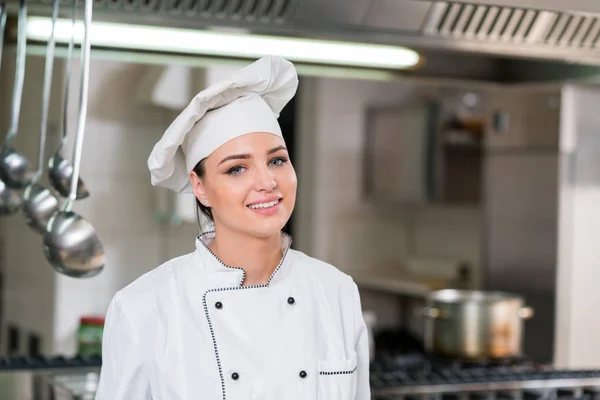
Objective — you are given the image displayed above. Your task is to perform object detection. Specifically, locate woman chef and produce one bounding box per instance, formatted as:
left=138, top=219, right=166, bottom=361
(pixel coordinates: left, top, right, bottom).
left=94, top=55, right=371, bottom=400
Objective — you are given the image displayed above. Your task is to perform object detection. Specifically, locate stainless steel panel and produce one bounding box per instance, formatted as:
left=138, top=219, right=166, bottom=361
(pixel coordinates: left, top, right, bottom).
left=483, top=152, right=560, bottom=363
left=364, top=0, right=432, bottom=32
left=291, top=0, right=373, bottom=26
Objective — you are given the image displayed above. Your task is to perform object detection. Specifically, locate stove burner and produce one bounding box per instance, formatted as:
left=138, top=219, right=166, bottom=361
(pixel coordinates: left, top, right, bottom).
left=370, top=352, right=600, bottom=400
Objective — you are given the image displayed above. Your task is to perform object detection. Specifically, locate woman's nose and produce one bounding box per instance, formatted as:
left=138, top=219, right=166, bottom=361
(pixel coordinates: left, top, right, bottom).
left=254, top=166, right=277, bottom=191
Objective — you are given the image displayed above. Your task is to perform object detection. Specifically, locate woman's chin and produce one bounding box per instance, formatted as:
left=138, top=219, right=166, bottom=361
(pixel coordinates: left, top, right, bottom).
left=248, top=222, right=288, bottom=238
left=242, top=215, right=289, bottom=238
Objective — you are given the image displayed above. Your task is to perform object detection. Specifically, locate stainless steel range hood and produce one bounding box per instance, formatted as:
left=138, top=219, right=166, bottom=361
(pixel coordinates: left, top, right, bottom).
left=14, top=0, right=600, bottom=66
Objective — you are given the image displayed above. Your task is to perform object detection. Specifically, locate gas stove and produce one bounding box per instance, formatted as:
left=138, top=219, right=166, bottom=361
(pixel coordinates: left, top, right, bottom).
left=0, top=354, right=102, bottom=370
left=370, top=352, right=600, bottom=400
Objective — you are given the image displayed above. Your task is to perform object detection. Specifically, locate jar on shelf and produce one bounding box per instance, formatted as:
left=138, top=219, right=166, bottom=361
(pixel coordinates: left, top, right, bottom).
left=77, top=316, right=105, bottom=356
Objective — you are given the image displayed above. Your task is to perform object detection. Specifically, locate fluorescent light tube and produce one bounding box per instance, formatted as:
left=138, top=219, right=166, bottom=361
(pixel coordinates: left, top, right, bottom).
left=25, top=17, right=421, bottom=70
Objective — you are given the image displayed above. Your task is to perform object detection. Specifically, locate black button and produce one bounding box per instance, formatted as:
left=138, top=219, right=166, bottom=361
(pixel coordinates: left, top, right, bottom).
left=287, top=297, right=295, bottom=305
left=231, top=372, right=239, bottom=380
left=215, top=302, right=223, bottom=309
left=299, top=370, right=307, bottom=378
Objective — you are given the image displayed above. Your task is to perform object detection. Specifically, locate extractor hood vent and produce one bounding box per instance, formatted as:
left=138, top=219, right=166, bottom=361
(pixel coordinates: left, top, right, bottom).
left=423, top=1, right=600, bottom=49
left=167, top=0, right=292, bottom=22
left=543, top=14, right=600, bottom=48
left=20, top=0, right=600, bottom=67
left=423, top=2, right=550, bottom=43
left=37, top=0, right=293, bottom=23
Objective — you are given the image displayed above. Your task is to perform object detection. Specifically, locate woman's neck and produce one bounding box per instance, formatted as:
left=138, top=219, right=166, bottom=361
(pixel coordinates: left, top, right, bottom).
left=208, top=228, right=283, bottom=286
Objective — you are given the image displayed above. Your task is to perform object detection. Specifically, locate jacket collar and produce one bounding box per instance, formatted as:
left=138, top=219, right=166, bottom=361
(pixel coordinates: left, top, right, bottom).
left=195, top=231, right=293, bottom=287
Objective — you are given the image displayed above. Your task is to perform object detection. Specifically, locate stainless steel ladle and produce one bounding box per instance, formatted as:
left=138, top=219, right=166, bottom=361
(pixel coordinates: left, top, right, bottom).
left=0, top=0, right=7, bottom=71
left=47, top=0, right=89, bottom=200
left=44, top=0, right=104, bottom=278
left=0, top=0, right=21, bottom=216
left=22, top=0, right=60, bottom=233
left=0, top=0, right=35, bottom=189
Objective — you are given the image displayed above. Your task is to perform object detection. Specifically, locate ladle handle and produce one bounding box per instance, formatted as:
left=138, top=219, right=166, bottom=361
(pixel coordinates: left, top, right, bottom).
left=65, top=0, right=92, bottom=211
left=36, top=0, right=60, bottom=180
left=0, top=1, right=8, bottom=74
left=58, top=0, right=77, bottom=152
left=5, top=0, right=27, bottom=146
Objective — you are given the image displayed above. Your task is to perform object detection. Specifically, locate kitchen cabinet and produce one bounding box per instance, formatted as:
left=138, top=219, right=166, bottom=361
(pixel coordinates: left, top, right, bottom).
left=364, top=90, right=487, bottom=206
left=484, top=85, right=561, bottom=150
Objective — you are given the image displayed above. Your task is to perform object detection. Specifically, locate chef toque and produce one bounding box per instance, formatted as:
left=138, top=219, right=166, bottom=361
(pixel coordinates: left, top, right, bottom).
left=147, top=55, right=299, bottom=193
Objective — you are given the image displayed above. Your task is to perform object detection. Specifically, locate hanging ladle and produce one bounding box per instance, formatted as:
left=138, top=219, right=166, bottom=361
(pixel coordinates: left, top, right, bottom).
left=0, top=0, right=35, bottom=189
left=0, top=1, right=21, bottom=216
left=44, top=0, right=104, bottom=278
left=48, top=0, right=89, bottom=200
left=0, top=0, right=7, bottom=72
left=22, top=0, right=60, bottom=233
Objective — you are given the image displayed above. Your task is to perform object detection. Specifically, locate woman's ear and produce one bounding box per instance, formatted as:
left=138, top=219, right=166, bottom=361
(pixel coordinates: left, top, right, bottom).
left=189, top=171, right=209, bottom=206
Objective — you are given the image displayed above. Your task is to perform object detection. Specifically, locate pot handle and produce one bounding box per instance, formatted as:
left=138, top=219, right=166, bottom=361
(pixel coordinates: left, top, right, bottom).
left=518, top=306, right=534, bottom=319
left=422, top=307, right=448, bottom=319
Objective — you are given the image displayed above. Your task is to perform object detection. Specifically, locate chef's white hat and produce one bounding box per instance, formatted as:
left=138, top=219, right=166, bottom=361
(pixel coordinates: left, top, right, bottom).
left=147, top=55, right=299, bottom=193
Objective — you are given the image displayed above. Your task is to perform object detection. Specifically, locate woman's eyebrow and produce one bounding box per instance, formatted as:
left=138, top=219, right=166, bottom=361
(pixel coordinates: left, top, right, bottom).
left=267, top=146, right=287, bottom=155
left=218, top=146, right=287, bottom=165
left=218, top=153, right=251, bottom=165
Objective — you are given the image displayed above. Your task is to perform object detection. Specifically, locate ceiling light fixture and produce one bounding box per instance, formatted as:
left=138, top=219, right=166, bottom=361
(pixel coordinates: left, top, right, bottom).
left=25, top=17, right=421, bottom=70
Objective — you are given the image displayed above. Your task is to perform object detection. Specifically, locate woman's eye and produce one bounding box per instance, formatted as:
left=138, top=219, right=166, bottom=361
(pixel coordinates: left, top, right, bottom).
left=226, top=166, right=246, bottom=176
left=270, top=157, right=288, bottom=167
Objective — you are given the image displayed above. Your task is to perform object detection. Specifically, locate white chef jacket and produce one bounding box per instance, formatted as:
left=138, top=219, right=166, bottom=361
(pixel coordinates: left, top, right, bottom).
left=94, top=232, right=371, bottom=400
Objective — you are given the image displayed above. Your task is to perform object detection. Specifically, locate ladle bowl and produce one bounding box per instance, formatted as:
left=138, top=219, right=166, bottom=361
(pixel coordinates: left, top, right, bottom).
left=43, top=209, right=104, bottom=277
left=0, top=147, right=34, bottom=188
left=22, top=183, right=58, bottom=233
left=48, top=153, right=89, bottom=199
left=0, top=179, right=22, bottom=215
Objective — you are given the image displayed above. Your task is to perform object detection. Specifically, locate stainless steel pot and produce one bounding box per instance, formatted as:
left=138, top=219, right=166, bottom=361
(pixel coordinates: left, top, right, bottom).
left=423, top=289, right=534, bottom=360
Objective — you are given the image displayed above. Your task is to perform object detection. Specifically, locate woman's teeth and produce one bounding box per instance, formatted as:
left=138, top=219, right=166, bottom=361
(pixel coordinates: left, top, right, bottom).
left=248, top=199, right=280, bottom=209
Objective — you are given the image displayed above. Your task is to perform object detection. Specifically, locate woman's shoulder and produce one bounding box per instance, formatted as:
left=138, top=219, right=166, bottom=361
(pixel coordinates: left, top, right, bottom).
left=288, top=249, right=357, bottom=290
left=110, top=251, right=196, bottom=315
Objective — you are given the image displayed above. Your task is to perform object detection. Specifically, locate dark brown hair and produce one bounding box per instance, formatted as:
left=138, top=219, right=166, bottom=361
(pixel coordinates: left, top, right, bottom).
left=192, top=159, right=213, bottom=223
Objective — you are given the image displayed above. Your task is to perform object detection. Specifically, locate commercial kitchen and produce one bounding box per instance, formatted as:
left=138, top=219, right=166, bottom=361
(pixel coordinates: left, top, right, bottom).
left=0, top=0, right=600, bottom=398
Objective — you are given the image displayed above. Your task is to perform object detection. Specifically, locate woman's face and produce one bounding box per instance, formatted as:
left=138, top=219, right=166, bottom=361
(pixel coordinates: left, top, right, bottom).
left=190, top=132, right=297, bottom=238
